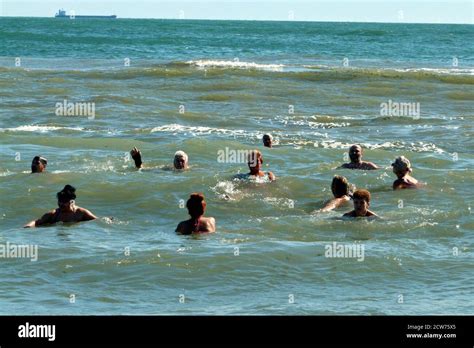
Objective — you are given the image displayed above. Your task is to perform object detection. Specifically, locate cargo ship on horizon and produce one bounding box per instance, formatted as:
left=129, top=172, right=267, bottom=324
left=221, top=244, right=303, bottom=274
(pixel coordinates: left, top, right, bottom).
left=55, top=9, right=117, bottom=19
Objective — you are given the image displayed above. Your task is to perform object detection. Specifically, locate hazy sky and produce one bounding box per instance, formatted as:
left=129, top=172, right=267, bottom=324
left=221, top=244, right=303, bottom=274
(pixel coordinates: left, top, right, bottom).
left=0, top=0, right=472, bottom=24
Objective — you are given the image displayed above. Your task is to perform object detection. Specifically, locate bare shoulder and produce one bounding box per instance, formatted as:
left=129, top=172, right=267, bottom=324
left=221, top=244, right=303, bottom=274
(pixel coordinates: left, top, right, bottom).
left=40, top=210, right=57, bottom=222
left=175, top=220, right=187, bottom=233
left=393, top=179, right=403, bottom=190
left=367, top=211, right=380, bottom=219
left=31, top=210, right=56, bottom=227
left=76, top=207, right=97, bottom=220
left=204, top=217, right=216, bottom=232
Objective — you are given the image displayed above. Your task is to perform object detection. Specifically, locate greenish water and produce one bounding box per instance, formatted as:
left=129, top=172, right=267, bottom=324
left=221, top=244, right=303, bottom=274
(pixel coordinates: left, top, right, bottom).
left=0, top=18, right=473, bottom=314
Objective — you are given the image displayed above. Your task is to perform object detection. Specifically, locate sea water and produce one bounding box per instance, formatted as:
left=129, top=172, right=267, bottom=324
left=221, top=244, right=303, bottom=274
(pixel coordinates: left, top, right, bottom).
left=0, top=18, right=473, bottom=314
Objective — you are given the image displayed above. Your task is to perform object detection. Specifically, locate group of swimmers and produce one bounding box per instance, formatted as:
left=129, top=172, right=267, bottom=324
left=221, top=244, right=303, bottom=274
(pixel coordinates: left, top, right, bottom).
left=24, top=136, right=422, bottom=233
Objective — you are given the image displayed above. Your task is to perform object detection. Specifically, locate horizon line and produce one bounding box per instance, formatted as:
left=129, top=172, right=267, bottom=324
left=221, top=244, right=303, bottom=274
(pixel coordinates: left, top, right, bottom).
left=0, top=15, right=472, bottom=25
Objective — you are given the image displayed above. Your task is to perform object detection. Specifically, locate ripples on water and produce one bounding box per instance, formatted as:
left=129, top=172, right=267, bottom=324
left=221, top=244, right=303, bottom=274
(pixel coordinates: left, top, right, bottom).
left=0, top=19, right=473, bottom=314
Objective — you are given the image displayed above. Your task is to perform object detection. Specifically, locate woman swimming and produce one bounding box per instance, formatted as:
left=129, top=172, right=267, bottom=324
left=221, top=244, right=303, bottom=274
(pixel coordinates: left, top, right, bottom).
left=175, top=193, right=216, bottom=234
left=24, top=185, right=97, bottom=228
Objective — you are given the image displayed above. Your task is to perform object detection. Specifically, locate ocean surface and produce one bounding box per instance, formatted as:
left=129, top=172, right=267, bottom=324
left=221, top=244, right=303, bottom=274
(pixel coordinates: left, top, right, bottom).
left=0, top=18, right=473, bottom=315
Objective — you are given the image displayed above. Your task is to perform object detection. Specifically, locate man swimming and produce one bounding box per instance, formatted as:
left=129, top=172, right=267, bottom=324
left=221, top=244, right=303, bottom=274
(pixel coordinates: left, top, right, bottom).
left=319, top=175, right=351, bottom=212
left=31, top=156, right=47, bottom=173
left=343, top=189, right=378, bottom=218
left=392, top=156, right=421, bottom=189
left=340, top=145, right=379, bottom=170
left=24, top=185, right=97, bottom=227
left=262, top=134, right=273, bottom=148
left=130, top=147, right=189, bottom=170
left=235, top=150, right=276, bottom=182
left=176, top=193, right=216, bottom=234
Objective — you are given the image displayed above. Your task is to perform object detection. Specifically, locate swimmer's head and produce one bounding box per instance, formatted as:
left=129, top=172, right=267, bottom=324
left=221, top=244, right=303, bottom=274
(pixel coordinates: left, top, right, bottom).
left=331, top=175, right=350, bottom=198
left=57, top=185, right=76, bottom=210
left=31, top=156, right=47, bottom=173
left=247, top=150, right=263, bottom=170
left=174, top=151, right=189, bottom=170
left=352, top=189, right=370, bottom=216
left=392, top=156, right=412, bottom=177
left=262, top=134, right=273, bottom=148
left=349, top=145, right=363, bottom=163
left=186, top=193, right=206, bottom=218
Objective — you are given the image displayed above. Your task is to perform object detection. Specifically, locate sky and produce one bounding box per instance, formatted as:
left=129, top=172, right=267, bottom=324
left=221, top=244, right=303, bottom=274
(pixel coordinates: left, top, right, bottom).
left=0, top=0, right=473, bottom=24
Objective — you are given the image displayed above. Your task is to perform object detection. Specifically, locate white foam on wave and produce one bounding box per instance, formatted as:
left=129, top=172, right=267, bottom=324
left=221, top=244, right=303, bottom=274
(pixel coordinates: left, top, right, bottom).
left=313, top=140, right=446, bottom=154
left=150, top=123, right=249, bottom=137
left=0, top=125, right=85, bottom=133
left=396, top=67, right=474, bottom=76
left=0, top=171, right=14, bottom=177
left=303, top=65, right=474, bottom=76
left=187, top=60, right=284, bottom=71
left=275, top=114, right=351, bottom=129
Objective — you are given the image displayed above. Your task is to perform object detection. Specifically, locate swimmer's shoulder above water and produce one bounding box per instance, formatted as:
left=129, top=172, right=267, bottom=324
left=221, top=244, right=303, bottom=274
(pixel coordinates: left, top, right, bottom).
left=233, top=150, right=276, bottom=182
left=24, top=185, right=97, bottom=228
left=339, top=145, right=379, bottom=170
left=176, top=193, right=216, bottom=235
left=391, top=156, right=424, bottom=190
left=342, top=189, right=380, bottom=219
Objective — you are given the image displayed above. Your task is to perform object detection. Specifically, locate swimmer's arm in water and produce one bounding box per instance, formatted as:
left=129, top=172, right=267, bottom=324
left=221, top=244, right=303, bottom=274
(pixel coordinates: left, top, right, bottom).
left=320, top=196, right=349, bottom=212
left=364, top=162, right=379, bottom=170
left=268, top=171, right=276, bottom=181
left=24, top=210, right=56, bottom=228
left=130, top=147, right=143, bottom=169
left=77, top=207, right=97, bottom=221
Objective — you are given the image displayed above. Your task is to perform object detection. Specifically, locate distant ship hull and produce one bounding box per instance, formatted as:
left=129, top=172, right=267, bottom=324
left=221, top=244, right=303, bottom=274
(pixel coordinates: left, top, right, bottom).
left=55, top=14, right=117, bottom=19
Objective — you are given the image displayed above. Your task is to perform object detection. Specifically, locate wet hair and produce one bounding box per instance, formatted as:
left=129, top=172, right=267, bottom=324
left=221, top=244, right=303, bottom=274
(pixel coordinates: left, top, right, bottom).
left=186, top=193, right=206, bottom=218
left=331, top=175, right=350, bottom=198
left=57, top=185, right=77, bottom=203
left=31, top=156, right=48, bottom=172
left=352, top=189, right=370, bottom=203
left=32, top=156, right=47, bottom=165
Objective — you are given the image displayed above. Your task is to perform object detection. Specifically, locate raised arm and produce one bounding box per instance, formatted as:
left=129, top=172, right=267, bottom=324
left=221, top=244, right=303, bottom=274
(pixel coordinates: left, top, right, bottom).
left=130, top=147, right=143, bottom=169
